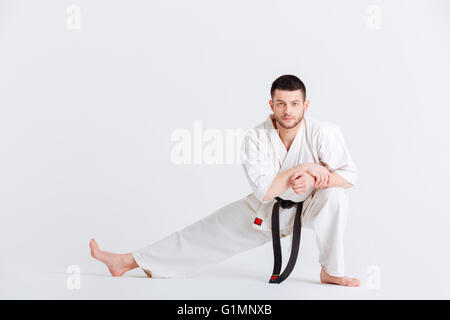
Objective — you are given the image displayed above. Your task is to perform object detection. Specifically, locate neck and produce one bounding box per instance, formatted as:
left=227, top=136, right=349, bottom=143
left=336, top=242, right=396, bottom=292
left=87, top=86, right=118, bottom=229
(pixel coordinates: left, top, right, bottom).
left=271, top=116, right=303, bottom=152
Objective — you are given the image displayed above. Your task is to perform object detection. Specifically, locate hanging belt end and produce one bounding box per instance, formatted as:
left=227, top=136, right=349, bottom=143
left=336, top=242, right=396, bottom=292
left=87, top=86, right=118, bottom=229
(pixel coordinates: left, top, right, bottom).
left=269, top=274, right=280, bottom=283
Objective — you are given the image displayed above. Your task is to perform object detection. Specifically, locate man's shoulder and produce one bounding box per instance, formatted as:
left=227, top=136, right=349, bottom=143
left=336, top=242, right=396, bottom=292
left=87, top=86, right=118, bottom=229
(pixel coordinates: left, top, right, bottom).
left=305, top=116, right=342, bottom=138
left=252, top=116, right=272, bottom=130
left=245, top=117, right=273, bottom=140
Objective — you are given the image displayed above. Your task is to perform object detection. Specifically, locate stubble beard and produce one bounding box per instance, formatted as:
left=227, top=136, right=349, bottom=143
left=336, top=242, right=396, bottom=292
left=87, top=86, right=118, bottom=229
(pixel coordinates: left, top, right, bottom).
left=274, top=111, right=304, bottom=129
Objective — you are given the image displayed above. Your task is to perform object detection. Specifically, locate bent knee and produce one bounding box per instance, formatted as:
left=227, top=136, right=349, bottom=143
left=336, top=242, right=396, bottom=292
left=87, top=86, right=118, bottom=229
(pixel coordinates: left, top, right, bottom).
left=308, top=187, right=349, bottom=226
left=314, top=187, right=348, bottom=207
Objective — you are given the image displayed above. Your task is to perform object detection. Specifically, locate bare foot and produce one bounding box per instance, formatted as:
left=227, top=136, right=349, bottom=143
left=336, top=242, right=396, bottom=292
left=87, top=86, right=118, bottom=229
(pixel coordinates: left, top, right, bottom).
left=89, top=238, right=138, bottom=277
left=320, top=267, right=360, bottom=287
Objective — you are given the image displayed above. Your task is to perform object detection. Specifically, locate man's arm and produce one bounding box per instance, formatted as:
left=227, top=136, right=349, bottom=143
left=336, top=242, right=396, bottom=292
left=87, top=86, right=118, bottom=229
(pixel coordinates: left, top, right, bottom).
left=321, top=171, right=353, bottom=189
left=302, top=163, right=353, bottom=189
left=316, top=123, right=358, bottom=187
left=262, top=163, right=353, bottom=202
left=261, top=165, right=306, bottom=202
left=290, top=163, right=354, bottom=195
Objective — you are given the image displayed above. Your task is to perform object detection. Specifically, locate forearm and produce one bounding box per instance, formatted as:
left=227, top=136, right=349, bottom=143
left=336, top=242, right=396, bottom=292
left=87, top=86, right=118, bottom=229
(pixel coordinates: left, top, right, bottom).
left=300, top=162, right=353, bottom=189
left=261, top=165, right=304, bottom=202
left=261, top=164, right=353, bottom=202
left=322, top=171, right=353, bottom=189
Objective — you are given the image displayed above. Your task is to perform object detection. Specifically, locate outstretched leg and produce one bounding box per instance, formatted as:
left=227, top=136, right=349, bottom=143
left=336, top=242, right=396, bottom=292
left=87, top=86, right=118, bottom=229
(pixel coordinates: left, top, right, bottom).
left=131, top=197, right=272, bottom=278
left=89, top=238, right=139, bottom=277
left=90, top=196, right=272, bottom=278
left=302, top=187, right=360, bottom=287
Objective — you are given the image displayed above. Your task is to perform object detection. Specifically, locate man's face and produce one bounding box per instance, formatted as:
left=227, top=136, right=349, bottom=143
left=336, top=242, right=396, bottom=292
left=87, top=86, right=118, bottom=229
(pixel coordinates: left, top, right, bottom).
left=270, top=89, right=309, bottom=129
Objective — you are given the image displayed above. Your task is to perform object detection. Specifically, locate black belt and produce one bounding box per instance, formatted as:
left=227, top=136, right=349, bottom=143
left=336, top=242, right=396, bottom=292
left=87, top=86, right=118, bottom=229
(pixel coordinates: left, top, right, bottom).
left=269, top=196, right=304, bottom=284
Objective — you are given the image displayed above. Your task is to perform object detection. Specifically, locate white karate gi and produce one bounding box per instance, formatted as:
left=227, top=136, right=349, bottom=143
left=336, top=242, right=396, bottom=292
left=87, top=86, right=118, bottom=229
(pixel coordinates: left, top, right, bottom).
left=132, top=114, right=357, bottom=278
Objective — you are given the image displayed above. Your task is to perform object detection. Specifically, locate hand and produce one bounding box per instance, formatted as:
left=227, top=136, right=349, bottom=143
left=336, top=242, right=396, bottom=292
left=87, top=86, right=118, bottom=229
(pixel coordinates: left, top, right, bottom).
left=289, top=170, right=315, bottom=194
left=302, top=163, right=330, bottom=188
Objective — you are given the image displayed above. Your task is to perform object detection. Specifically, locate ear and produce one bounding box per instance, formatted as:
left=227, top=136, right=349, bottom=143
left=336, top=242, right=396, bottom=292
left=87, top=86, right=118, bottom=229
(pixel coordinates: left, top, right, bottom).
left=304, top=99, right=310, bottom=112
left=269, top=100, right=274, bottom=112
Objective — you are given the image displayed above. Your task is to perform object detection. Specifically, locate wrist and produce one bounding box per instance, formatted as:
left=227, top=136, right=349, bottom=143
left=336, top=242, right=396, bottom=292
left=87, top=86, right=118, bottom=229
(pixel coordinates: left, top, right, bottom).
left=319, top=173, right=332, bottom=188
left=299, top=163, right=311, bottom=171
left=286, top=166, right=300, bottom=178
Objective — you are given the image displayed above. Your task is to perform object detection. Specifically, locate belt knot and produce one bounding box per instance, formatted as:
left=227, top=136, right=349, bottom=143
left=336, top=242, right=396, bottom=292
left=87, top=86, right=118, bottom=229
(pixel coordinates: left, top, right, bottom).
left=275, top=197, right=300, bottom=209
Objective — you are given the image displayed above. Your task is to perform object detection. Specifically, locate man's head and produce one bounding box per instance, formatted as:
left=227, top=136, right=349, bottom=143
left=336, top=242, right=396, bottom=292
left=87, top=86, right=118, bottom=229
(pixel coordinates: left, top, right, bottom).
left=269, top=75, right=309, bottom=129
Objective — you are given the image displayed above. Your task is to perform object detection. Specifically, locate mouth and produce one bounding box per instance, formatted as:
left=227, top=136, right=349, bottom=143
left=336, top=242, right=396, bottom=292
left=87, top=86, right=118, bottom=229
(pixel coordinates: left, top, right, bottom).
left=283, top=117, right=294, bottom=121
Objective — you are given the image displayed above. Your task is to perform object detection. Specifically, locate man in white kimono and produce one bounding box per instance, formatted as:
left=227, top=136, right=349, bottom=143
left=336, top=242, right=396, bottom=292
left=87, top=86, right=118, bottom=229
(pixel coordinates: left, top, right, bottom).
left=90, top=74, right=360, bottom=287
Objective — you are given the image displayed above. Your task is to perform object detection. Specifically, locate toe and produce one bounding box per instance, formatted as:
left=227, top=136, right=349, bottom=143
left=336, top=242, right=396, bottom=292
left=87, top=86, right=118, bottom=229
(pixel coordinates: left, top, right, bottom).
left=90, top=239, right=98, bottom=249
left=89, top=239, right=100, bottom=258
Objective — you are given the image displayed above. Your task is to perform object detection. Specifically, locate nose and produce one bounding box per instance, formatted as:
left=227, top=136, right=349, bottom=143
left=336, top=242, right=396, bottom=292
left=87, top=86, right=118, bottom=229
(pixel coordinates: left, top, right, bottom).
left=284, top=103, right=294, bottom=114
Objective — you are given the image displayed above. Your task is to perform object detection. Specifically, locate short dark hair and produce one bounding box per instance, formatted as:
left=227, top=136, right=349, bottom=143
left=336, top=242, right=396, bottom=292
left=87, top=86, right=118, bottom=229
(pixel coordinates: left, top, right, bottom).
left=270, top=74, right=306, bottom=101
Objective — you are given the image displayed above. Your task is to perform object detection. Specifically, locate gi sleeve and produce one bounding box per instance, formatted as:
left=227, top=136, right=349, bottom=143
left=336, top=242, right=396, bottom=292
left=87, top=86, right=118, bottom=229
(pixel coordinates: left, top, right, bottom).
left=318, top=123, right=358, bottom=186
left=241, top=130, right=277, bottom=204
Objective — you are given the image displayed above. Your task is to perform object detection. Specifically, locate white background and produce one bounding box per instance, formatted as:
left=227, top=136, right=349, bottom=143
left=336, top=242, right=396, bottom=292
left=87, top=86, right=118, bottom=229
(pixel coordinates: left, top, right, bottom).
left=1, top=0, right=449, bottom=299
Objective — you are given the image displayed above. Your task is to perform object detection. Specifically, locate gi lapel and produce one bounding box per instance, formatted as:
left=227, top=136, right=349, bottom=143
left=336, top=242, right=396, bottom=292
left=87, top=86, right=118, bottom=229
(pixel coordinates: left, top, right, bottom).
left=271, top=117, right=304, bottom=172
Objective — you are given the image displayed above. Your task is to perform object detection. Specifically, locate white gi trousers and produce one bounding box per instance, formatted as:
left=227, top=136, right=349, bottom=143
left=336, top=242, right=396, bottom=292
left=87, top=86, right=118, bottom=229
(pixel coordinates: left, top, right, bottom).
left=131, top=187, right=349, bottom=279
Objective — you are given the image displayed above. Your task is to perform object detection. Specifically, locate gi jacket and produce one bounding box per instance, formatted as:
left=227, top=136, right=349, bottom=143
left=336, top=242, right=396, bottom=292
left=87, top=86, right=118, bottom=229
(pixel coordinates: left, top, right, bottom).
left=241, top=114, right=357, bottom=232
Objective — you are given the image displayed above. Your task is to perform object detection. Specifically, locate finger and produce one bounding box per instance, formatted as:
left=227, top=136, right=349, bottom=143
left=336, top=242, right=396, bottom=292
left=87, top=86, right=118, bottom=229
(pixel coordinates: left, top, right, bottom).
left=315, top=177, right=321, bottom=187
left=314, top=176, right=321, bottom=188
left=291, top=175, right=302, bottom=184
left=294, top=182, right=306, bottom=189
left=290, top=172, right=302, bottom=182
left=296, top=188, right=307, bottom=194
left=320, top=175, right=327, bottom=188
left=318, top=174, right=325, bottom=187
left=293, top=185, right=304, bottom=191
left=293, top=183, right=305, bottom=191
left=317, top=180, right=324, bottom=188
left=320, top=174, right=329, bottom=188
